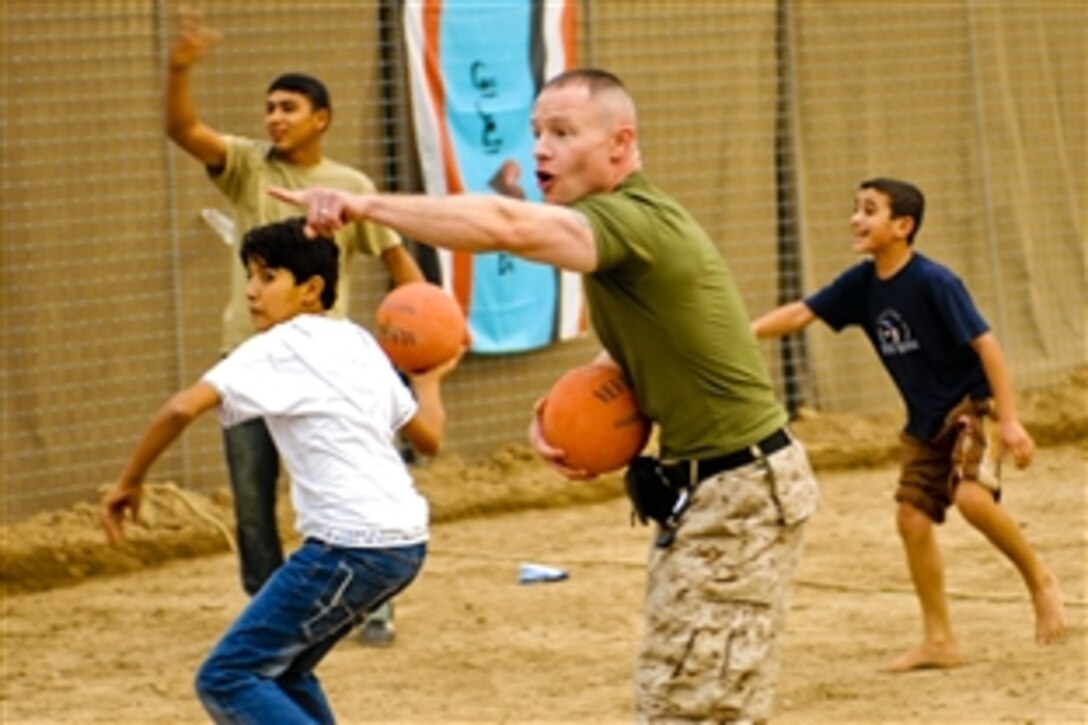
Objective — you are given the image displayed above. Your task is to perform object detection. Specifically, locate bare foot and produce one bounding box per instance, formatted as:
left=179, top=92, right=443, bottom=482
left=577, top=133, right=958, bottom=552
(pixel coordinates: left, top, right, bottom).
left=1032, top=574, right=1067, bottom=645
left=884, top=642, right=961, bottom=672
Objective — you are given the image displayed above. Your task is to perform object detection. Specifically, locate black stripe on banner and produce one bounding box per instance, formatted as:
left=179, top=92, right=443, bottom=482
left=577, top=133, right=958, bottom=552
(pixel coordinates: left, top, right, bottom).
left=529, top=0, right=546, bottom=93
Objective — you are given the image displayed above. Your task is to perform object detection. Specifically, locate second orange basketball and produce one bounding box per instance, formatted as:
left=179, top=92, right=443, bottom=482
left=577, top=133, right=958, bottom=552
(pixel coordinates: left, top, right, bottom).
left=375, top=282, right=466, bottom=373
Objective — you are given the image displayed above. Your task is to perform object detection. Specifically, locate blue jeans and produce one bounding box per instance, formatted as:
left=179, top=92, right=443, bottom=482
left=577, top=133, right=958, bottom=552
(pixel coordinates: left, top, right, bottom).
left=195, top=539, right=426, bottom=724
left=222, top=418, right=282, bottom=595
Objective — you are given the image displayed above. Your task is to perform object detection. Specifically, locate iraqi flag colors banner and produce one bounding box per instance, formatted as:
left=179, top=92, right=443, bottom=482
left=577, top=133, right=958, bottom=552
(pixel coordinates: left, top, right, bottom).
left=403, top=0, right=585, bottom=354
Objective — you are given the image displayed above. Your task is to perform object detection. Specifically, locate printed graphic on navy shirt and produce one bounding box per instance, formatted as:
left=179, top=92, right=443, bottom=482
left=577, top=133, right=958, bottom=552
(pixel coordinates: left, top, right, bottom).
left=875, top=309, right=920, bottom=356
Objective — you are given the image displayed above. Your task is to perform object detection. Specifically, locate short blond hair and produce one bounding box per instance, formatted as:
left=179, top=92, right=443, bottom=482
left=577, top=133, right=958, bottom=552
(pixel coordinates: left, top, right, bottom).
left=543, top=68, right=637, bottom=128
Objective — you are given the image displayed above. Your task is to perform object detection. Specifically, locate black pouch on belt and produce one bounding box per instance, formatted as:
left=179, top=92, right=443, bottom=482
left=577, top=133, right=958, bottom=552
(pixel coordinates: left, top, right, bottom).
left=624, top=456, right=691, bottom=530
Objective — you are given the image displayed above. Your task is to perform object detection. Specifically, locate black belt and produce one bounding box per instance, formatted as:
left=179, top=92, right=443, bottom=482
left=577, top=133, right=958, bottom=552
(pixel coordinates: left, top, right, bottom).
left=668, top=428, right=792, bottom=484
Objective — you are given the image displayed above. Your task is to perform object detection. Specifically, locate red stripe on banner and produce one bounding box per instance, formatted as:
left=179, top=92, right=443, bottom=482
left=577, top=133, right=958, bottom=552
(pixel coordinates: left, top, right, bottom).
left=423, top=0, right=473, bottom=314
left=562, top=0, right=578, bottom=68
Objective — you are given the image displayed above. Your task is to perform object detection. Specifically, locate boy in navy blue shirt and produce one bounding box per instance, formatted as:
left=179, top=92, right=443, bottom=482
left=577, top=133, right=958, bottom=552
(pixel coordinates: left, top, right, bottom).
left=752, top=177, right=1065, bottom=671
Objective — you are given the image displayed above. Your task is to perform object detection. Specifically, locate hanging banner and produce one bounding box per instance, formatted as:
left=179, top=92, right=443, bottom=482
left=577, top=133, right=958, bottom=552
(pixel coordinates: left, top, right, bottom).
left=403, top=0, right=585, bottom=353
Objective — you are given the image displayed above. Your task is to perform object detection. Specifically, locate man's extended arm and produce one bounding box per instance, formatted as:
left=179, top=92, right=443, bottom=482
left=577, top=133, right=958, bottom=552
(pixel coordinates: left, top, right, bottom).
left=270, top=187, right=599, bottom=274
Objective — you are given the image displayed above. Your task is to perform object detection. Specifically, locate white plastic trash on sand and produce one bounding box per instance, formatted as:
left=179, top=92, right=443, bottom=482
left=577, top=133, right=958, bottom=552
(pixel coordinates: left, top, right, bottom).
left=518, top=562, right=569, bottom=584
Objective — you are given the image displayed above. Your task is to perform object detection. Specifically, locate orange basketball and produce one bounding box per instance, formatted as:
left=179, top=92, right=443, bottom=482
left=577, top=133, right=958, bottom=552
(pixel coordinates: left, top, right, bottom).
left=541, top=364, right=651, bottom=475
left=375, top=282, right=466, bottom=373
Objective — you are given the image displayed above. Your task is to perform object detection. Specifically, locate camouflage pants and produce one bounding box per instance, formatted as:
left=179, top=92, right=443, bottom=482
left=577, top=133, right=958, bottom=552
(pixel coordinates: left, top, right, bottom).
left=635, top=439, right=819, bottom=724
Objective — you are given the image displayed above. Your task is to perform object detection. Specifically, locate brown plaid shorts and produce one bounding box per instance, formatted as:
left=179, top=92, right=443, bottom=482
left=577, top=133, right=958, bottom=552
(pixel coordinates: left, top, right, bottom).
left=896, top=396, right=1001, bottom=524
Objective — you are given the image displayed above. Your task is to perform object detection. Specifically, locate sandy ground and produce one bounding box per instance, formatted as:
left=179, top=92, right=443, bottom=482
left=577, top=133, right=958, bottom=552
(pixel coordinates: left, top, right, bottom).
left=2, top=369, right=1086, bottom=723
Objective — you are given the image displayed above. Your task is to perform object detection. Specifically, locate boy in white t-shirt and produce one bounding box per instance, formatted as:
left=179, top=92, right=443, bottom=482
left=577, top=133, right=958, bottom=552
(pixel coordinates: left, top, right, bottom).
left=99, top=217, right=459, bottom=722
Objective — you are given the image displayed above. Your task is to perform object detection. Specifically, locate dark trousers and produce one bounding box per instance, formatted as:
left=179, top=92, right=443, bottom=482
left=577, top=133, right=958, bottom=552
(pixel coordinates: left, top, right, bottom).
left=222, top=418, right=282, bottom=596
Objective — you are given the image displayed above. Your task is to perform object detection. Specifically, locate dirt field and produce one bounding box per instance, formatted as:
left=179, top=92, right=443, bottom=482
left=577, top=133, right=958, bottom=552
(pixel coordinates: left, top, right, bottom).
left=2, top=368, right=1086, bottom=723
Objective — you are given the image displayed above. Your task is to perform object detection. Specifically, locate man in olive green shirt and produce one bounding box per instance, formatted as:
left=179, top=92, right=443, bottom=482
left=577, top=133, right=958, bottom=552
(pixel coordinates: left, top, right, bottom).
left=273, top=68, right=819, bottom=722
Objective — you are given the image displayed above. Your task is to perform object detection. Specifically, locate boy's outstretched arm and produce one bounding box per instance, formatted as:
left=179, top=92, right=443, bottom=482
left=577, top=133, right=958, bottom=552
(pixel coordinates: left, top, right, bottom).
left=100, top=382, right=221, bottom=543
left=971, top=331, right=1035, bottom=468
left=751, top=301, right=817, bottom=339
left=399, top=349, right=464, bottom=457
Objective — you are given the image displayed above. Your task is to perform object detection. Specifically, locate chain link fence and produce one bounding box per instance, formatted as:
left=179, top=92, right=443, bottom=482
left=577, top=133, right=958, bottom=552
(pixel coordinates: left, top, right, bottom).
left=2, top=0, right=1084, bottom=521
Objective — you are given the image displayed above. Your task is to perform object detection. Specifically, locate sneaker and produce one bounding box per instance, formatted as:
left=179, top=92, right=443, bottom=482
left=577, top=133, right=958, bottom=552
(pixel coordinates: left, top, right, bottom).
left=360, top=618, right=395, bottom=647
left=359, top=604, right=396, bottom=647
